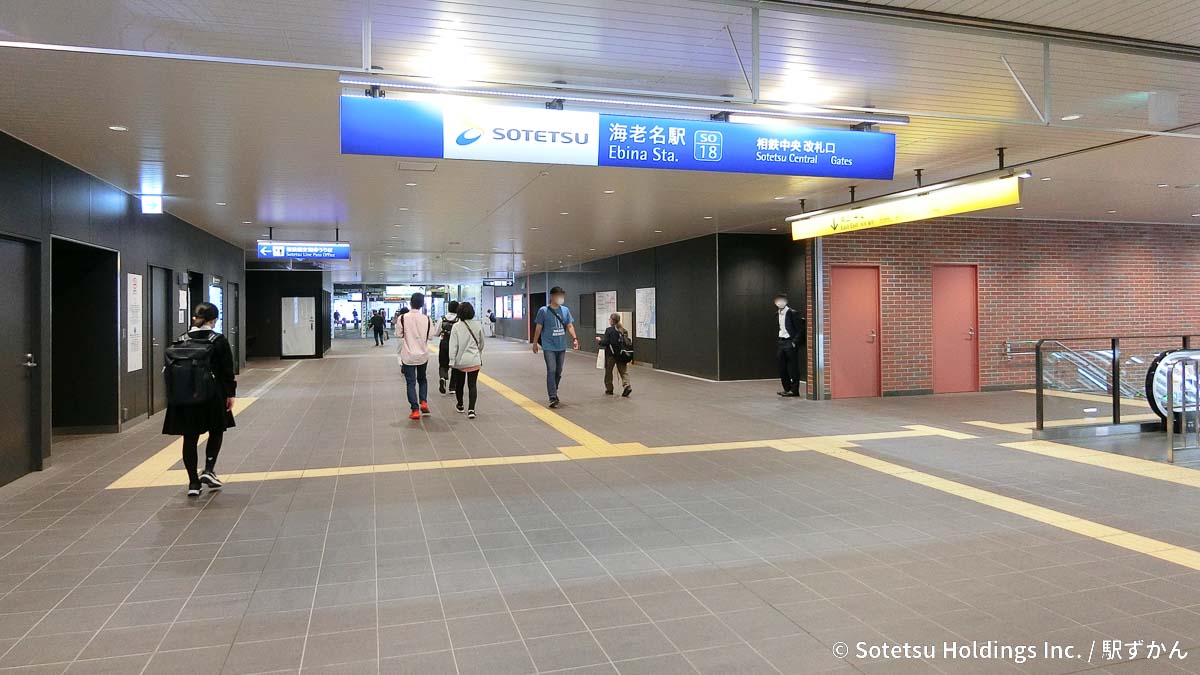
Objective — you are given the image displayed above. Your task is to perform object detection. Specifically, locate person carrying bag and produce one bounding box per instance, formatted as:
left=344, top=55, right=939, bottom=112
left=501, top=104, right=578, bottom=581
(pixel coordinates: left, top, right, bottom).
left=595, top=312, right=633, bottom=397
left=448, top=302, right=485, bottom=419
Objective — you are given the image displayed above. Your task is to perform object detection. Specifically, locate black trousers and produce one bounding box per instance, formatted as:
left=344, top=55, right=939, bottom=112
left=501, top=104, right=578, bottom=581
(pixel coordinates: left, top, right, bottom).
left=777, top=338, right=800, bottom=394
left=373, top=327, right=385, bottom=345
left=182, top=430, right=223, bottom=484
left=450, top=369, right=479, bottom=410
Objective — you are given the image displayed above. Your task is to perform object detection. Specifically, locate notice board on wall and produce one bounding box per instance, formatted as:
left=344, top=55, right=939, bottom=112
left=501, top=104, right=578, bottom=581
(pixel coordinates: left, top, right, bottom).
left=126, top=273, right=143, bottom=372
left=635, top=287, right=656, bottom=339
left=595, top=291, right=617, bottom=334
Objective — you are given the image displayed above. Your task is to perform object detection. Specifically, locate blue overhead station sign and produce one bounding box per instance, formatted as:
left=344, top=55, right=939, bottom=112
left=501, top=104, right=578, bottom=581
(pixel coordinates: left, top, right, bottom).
left=256, top=241, right=351, bottom=260
left=340, top=96, right=896, bottom=180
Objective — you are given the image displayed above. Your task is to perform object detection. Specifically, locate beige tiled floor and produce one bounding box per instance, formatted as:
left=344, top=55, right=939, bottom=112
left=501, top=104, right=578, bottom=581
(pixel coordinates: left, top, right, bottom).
left=2, top=337, right=1200, bottom=673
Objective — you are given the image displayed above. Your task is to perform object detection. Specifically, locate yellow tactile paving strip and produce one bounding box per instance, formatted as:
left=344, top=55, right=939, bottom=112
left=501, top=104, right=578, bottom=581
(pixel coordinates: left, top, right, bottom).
left=1000, top=439, right=1200, bottom=487
left=106, top=397, right=258, bottom=489
left=106, top=359, right=1200, bottom=573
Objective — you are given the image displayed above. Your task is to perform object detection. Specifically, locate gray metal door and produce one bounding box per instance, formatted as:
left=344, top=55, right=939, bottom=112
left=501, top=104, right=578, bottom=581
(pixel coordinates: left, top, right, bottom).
left=0, top=236, right=38, bottom=487
left=148, top=266, right=171, bottom=414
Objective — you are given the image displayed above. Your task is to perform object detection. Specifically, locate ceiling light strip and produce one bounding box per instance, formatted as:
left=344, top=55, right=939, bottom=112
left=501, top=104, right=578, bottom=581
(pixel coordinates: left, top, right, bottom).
left=337, top=76, right=909, bottom=126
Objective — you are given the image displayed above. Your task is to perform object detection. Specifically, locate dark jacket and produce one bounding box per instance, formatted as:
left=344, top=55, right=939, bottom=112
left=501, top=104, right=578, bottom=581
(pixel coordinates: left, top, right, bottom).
left=370, top=314, right=384, bottom=330
left=162, top=329, right=237, bottom=436
left=779, top=308, right=804, bottom=347
left=597, top=326, right=627, bottom=352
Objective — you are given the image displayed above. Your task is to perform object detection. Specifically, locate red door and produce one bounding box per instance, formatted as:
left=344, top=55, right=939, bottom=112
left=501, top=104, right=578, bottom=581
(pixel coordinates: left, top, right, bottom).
left=830, top=266, right=881, bottom=398
left=932, top=265, right=979, bottom=393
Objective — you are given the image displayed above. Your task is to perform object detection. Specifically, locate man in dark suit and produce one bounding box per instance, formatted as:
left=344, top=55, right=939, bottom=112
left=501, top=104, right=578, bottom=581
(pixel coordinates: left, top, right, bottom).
left=774, top=293, right=804, bottom=397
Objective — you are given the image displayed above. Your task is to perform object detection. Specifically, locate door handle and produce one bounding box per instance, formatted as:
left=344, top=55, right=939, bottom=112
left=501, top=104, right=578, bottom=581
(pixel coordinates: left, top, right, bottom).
left=967, top=328, right=976, bottom=340
left=22, top=353, right=38, bottom=368
left=867, top=330, right=876, bottom=343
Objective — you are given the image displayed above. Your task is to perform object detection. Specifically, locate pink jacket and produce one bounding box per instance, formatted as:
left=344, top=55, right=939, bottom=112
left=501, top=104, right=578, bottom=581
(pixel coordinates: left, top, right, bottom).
left=397, top=312, right=435, bottom=366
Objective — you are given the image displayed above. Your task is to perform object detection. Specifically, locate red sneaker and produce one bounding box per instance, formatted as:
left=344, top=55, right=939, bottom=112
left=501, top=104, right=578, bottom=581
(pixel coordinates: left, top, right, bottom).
left=409, top=409, right=421, bottom=421
left=420, top=401, right=431, bottom=416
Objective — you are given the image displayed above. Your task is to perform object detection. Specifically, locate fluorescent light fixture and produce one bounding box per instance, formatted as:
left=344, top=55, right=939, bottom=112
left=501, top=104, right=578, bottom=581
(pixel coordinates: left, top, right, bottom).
left=242, top=220, right=253, bottom=224
left=1191, top=213, right=1200, bottom=217
left=216, top=202, right=226, bottom=206
left=405, top=182, right=418, bottom=187
left=398, top=207, right=409, bottom=211
left=703, top=215, right=713, bottom=219
left=654, top=229, right=663, bottom=233
left=788, top=175, right=1022, bottom=240
left=1060, top=114, right=1082, bottom=121
left=773, top=196, right=786, bottom=201
left=770, top=227, right=779, bottom=231
left=1040, top=177, right=1052, bottom=181
left=338, top=76, right=910, bottom=126
left=1015, top=207, right=1024, bottom=210
left=1107, top=210, right=1117, bottom=214
left=559, top=212, right=569, bottom=215
left=108, top=125, right=128, bottom=132
left=603, top=190, right=615, bottom=194
left=1157, top=183, right=1170, bottom=188
left=175, top=173, right=190, bottom=178
left=617, top=240, right=625, bottom=243
left=140, top=195, right=163, bottom=214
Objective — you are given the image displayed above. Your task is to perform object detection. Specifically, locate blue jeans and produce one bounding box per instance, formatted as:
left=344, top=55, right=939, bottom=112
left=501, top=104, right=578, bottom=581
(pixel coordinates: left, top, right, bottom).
left=543, top=349, right=566, bottom=401
left=402, top=363, right=428, bottom=410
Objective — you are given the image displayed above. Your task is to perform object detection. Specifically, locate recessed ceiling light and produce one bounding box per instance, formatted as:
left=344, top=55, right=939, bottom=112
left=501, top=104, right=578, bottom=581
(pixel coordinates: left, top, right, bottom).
left=654, top=229, right=663, bottom=233
left=405, top=182, right=418, bottom=187
left=398, top=207, right=409, bottom=211
left=1157, top=183, right=1170, bottom=188
left=175, top=173, right=190, bottom=178
left=1106, top=210, right=1117, bottom=214
left=1040, top=177, right=1052, bottom=181
left=559, top=212, right=569, bottom=216
left=589, top=248, right=596, bottom=251
left=1060, top=114, right=1082, bottom=121
left=241, top=220, right=253, bottom=224
left=530, top=227, right=539, bottom=230
left=770, top=227, right=779, bottom=231
left=1191, top=214, right=1200, bottom=217
left=603, top=189, right=615, bottom=194
left=703, top=216, right=713, bottom=219
left=617, top=240, right=625, bottom=243
left=107, top=125, right=128, bottom=132
left=1015, top=206, right=1024, bottom=210
left=773, top=196, right=786, bottom=200
left=215, top=202, right=226, bottom=206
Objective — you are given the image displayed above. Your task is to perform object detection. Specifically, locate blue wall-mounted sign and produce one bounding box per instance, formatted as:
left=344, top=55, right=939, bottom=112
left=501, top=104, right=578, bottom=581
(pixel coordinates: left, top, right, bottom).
left=340, top=96, right=896, bottom=180
left=256, top=241, right=351, bottom=260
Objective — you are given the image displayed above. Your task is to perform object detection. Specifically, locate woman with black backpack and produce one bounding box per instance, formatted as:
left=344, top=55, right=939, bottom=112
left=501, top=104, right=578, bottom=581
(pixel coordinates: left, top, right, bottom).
left=595, top=312, right=633, bottom=397
left=162, top=302, right=237, bottom=496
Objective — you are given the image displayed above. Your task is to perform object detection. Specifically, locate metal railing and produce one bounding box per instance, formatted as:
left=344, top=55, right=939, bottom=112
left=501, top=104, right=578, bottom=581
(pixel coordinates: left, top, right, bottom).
left=1166, top=357, right=1200, bottom=463
left=1035, top=335, right=1195, bottom=433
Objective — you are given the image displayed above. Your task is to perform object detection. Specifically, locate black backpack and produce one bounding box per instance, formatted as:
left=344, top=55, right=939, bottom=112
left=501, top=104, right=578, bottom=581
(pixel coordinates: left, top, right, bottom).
left=610, top=330, right=634, bottom=364
left=164, top=332, right=220, bottom=406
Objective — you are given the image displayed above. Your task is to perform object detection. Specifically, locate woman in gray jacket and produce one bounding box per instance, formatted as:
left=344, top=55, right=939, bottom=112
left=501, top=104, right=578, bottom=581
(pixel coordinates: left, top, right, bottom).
left=448, top=302, right=485, bottom=418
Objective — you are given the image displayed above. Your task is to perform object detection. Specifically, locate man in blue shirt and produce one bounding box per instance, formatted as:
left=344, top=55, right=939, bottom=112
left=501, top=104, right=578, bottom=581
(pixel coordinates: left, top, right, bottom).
left=532, top=286, right=579, bottom=408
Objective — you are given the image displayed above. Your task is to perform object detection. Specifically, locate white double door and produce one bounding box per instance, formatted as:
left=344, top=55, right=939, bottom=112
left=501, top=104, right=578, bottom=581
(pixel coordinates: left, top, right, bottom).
left=281, top=296, right=316, bottom=357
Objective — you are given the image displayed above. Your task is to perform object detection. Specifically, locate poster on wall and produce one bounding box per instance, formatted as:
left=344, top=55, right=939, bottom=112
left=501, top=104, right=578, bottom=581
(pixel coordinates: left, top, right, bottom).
left=595, top=291, right=617, bottom=334
left=178, top=289, right=188, bottom=325
left=126, top=273, right=143, bottom=372
left=495, top=296, right=504, bottom=321
left=635, top=287, right=656, bottom=339
left=513, top=294, right=524, bottom=319
left=504, top=295, right=513, bottom=318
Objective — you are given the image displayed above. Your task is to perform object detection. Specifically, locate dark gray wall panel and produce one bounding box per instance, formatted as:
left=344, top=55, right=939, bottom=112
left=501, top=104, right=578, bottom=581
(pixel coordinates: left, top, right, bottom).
left=655, top=236, right=718, bottom=378
left=716, top=234, right=806, bottom=381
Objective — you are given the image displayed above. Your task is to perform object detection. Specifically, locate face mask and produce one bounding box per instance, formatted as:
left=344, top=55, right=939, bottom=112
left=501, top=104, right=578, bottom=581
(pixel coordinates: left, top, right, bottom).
left=552, top=296, right=564, bottom=305
left=775, top=300, right=787, bottom=309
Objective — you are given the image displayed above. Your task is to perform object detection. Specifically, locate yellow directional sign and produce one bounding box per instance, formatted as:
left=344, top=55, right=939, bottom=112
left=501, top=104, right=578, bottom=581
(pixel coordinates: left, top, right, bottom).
left=791, top=175, right=1021, bottom=240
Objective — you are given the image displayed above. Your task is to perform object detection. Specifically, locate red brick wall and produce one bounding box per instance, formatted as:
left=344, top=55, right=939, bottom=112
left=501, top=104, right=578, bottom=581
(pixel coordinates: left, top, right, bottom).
left=806, top=217, right=1200, bottom=396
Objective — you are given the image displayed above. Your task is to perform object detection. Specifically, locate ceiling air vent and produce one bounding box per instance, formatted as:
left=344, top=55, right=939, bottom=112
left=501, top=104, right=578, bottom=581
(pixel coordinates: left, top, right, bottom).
left=397, top=161, right=438, bottom=172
